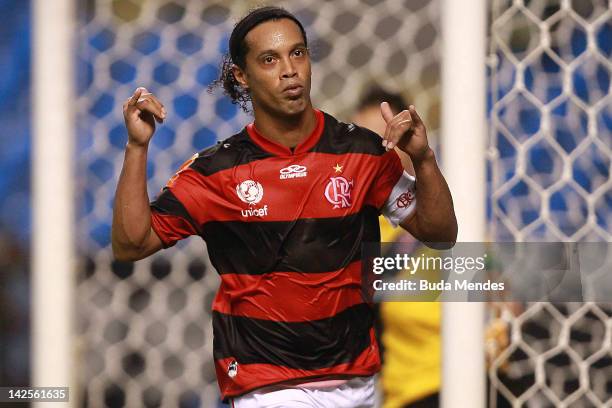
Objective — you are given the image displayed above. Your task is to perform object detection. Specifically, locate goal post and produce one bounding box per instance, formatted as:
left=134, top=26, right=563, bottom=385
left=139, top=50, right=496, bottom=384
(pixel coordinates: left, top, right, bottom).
left=440, top=0, right=487, bottom=406
left=32, top=0, right=76, bottom=406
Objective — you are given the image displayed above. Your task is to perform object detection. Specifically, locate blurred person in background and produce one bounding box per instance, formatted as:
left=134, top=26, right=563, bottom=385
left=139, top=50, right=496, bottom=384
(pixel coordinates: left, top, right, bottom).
left=0, top=227, right=30, bottom=390
left=352, top=86, right=441, bottom=408
left=112, top=6, right=456, bottom=407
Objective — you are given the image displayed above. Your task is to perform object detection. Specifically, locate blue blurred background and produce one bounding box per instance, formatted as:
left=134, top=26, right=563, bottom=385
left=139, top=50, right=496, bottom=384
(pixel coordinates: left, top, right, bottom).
left=0, top=0, right=31, bottom=391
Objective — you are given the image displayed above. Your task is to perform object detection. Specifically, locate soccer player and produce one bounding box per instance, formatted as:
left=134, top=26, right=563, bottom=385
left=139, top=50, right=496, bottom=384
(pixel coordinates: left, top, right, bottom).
left=111, top=6, right=457, bottom=408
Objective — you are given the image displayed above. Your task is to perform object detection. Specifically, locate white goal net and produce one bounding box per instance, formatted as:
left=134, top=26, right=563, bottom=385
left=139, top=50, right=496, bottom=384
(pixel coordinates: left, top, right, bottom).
left=488, top=0, right=611, bottom=406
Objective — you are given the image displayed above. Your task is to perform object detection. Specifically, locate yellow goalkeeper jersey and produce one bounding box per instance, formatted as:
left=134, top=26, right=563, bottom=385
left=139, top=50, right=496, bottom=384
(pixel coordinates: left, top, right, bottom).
left=379, top=217, right=441, bottom=408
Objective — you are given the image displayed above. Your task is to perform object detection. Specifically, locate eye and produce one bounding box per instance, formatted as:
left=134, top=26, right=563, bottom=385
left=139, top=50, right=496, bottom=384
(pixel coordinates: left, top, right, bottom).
left=293, top=48, right=305, bottom=57
left=263, top=56, right=275, bottom=64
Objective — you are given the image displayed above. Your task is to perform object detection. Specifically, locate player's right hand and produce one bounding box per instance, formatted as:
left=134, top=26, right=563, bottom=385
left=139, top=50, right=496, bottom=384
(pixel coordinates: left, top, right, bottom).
left=123, top=87, right=166, bottom=147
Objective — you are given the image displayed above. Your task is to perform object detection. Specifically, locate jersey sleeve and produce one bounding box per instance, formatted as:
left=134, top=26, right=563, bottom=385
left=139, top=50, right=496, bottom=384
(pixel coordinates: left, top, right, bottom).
left=150, top=155, right=202, bottom=248
left=368, top=150, right=417, bottom=227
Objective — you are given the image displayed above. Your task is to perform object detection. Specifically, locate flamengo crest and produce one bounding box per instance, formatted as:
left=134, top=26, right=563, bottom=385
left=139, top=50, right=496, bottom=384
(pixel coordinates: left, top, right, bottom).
left=324, top=176, right=353, bottom=209
left=396, top=191, right=414, bottom=208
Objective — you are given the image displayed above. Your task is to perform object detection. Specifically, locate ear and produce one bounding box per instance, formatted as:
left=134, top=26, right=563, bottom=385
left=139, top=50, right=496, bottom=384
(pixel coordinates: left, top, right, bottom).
left=232, top=64, right=249, bottom=91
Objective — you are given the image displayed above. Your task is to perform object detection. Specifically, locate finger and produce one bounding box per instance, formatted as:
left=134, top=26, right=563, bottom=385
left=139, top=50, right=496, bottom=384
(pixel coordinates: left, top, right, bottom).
left=380, top=101, right=394, bottom=124
left=383, top=110, right=406, bottom=150
left=382, top=103, right=407, bottom=150
left=128, top=87, right=147, bottom=106
left=408, top=105, right=423, bottom=126
left=136, top=96, right=164, bottom=123
left=386, top=111, right=413, bottom=150
left=140, top=93, right=167, bottom=122
left=144, top=93, right=167, bottom=120
left=139, top=94, right=165, bottom=123
left=381, top=109, right=408, bottom=146
left=382, top=117, right=392, bottom=150
left=391, top=110, right=412, bottom=129
left=135, top=101, right=163, bottom=124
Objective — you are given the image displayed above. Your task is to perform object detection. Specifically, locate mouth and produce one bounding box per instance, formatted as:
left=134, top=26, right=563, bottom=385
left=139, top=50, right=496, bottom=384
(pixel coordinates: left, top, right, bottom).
left=282, top=84, right=304, bottom=98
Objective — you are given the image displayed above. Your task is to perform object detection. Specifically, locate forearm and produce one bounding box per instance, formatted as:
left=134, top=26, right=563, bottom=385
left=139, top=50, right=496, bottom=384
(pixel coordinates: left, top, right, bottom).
left=111, top=143, right=154, bottom=257
left=404, top=148, right=458, bottom=244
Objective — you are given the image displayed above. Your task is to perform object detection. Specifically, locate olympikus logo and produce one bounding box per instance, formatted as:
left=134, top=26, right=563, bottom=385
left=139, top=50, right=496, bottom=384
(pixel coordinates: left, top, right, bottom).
left=241, top=205, right=268, bottom=218
left=279, top=164, right=307, bottom=179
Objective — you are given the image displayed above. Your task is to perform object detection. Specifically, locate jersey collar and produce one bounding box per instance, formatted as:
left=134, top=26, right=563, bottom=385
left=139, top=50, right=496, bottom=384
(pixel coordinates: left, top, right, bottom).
left=246, top=109, right=324, bottom=156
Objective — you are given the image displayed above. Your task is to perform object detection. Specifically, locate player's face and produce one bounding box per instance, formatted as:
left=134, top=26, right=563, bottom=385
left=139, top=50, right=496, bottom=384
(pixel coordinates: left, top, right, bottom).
left=235, top=19, right=312, bottom=117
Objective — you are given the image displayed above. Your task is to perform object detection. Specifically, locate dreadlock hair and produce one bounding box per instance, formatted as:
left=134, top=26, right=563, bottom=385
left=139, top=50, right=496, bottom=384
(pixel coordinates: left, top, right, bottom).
left=209, top=6, right=308, bottom=113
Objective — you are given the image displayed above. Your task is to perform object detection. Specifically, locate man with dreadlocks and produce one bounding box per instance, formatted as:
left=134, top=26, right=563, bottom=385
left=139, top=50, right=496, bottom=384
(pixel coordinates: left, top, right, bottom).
left=112, top=6, right=456, bottom=407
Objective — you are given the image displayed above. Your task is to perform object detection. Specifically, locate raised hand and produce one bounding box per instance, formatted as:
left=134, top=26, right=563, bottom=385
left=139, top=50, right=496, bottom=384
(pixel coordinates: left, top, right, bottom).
left=122, top=87, right=166, bottom=147
left=380, top=102, right=431, bottom=163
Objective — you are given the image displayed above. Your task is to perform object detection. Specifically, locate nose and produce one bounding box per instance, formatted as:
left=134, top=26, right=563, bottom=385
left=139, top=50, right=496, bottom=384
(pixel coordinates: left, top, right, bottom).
left=280, top=57, right=297, bottom=79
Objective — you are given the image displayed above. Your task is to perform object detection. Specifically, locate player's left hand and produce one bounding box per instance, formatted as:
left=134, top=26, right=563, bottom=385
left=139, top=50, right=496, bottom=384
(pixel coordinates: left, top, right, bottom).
left=380, top=102, right=431, bottom=163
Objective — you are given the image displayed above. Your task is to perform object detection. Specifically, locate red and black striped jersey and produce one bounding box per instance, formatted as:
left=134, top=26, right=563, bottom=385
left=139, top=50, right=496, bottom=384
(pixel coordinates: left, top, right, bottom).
left=150, top=109, right=413, bottom=399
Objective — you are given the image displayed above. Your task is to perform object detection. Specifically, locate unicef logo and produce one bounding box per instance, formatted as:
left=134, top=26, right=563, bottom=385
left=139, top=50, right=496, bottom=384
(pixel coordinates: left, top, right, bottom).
left=236, top=180, right=264, bottom=205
